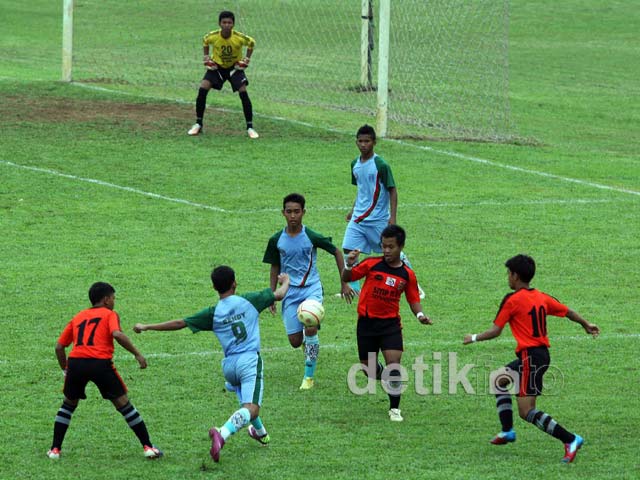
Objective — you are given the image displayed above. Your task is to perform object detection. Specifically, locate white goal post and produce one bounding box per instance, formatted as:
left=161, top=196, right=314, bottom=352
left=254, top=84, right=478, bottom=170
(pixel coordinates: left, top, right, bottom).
left=62, top=0, right=511, bottom=141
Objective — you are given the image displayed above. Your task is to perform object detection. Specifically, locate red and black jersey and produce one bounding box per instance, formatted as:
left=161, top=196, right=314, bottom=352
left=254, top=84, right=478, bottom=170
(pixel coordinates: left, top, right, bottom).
left=350, top=257, right=421, bottom=322
left=493, top=288, right=569, bottom=353
left=58, top=307, right=122, bottom=360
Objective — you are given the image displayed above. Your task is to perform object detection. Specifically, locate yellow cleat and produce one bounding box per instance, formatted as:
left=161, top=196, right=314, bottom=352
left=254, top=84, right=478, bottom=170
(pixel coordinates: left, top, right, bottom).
left=299, top=377, right=315, bottom=390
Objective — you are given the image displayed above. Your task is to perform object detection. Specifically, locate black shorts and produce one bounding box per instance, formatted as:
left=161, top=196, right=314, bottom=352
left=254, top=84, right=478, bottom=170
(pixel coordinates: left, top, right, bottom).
left=506, top=346, right=550, bottom=397
left=64, top=358, right=127, bottom=401
left=203, top=67, right=248, bottom=92
left=357, top=317, right=403, bottom=361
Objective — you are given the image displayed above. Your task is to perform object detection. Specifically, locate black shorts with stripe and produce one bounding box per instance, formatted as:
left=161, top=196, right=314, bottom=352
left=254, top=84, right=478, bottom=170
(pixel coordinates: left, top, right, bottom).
left=357, top=316, right=403, bottom=361
left=64, top=358, right=127, bottom=401
left=506, top=346, right=550, bottom=397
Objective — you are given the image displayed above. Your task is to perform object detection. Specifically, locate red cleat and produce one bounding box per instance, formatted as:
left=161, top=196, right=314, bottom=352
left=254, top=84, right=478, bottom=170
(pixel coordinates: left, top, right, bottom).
left=209, top=427, right=225, bottom=462
left=561, top=435, right=584, bottom=463
left=490, top=430, right=516, bottom=445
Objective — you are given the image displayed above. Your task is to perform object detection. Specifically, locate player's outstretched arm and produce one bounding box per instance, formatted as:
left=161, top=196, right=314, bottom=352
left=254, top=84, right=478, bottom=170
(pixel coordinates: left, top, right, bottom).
left=113, top=330, right=147, bottom=369
left=334, top=248, right=356, bottom=303
left=409, top=302, right=432, bottom=325
left=341, top=249, right=361, bottom=282
left=566, top=309, right=600, bottom=338
left=463, top=324, right=503, bottom=345
left=273, top=273, right=290, bottom=301
left=133, top=319, right=188, bottom=333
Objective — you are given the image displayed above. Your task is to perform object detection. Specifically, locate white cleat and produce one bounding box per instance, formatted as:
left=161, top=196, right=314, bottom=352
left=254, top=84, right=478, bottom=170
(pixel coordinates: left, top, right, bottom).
left=247, top=127, right=259, bottom=139
left=388, top=408, right=403, bottom=422
left=47, top=448, right=61, bottom=460
left=187, top=123, right=202, bottom=136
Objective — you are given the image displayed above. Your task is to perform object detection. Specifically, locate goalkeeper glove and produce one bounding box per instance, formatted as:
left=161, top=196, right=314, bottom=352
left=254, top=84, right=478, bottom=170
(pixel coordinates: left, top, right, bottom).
left=234, top=57, right=250, bottom=70
left=203, top=56, right=218, bottom=70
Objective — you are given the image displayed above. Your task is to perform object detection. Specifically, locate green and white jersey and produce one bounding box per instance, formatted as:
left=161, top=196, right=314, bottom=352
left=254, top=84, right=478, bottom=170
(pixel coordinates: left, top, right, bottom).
left=184, top=288, right=275, bottom=356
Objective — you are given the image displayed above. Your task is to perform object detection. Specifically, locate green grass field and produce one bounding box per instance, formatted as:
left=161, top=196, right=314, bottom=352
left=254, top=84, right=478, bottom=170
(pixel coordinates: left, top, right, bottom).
left=1, top=1, right=639, bottom=479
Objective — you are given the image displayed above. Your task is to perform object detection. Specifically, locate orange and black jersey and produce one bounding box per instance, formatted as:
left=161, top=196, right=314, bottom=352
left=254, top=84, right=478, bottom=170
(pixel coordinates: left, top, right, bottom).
left=350, top=257, right=421, bottom=322
left=493, top=288, right=569, bottom=353
left=58, top=307, right=122, bottom=360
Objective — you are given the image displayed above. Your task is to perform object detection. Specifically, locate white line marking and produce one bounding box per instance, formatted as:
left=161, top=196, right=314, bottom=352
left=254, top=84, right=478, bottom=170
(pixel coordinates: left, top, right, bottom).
left=0, top=333, right=636, bottom=365
left=72, top=83, right=640, bottom=198
left=0, top=160, right=631, bottom=214
left=0, top=160, right=228, bottom=213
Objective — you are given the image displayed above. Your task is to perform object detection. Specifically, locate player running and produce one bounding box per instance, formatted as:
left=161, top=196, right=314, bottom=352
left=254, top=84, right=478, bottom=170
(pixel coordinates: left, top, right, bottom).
left=463, top=254, right=600, bottom=463
left=134, top=267, right=290, bottom=462
left=342, top=224, right=432, bottom=422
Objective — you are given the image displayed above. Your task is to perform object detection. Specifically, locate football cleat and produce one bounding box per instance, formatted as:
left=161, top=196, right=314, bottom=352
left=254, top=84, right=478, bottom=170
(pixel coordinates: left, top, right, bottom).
left=47, top=448, right=61, bottom=460
left=561, top=434, right=584, bottom=463
left=388, top=408, right=403, bottom=422
left=490, top=429, right=516, bottom=445
left=209, top=427, right=225, bottom=462
left=299, top=377, right=314, bottom=390
left=247, top=425, right=270, bottom=445
left=247, top=128, right=259, bottom=139
left=143, top=445, right=163, bottom=459
left=187, top=123, right=202, bottom=136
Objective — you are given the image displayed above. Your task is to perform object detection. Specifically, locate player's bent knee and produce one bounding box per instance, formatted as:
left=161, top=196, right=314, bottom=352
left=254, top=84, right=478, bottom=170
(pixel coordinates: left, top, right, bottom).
left=288, top=332, right=304, bottom=348
left=111, top=394, right=129, bottom=409
left=244, top=403, right=260, bottom=419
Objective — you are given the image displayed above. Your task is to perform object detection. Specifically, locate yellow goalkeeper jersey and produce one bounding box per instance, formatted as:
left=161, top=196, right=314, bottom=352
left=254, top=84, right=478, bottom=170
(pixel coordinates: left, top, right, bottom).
left=202, top=29, right=255, bottom=68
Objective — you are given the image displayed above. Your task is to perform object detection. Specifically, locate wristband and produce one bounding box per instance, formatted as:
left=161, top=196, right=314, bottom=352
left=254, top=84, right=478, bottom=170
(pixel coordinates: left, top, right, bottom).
left=416, top=312, right=425, bottom=320
left=471, top=334, right=478, bottom=343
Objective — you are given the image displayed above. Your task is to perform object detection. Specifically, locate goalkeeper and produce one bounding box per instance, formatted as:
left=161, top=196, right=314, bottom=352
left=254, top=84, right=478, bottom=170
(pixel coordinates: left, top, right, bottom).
left=188, top=10, right=259, bottom=139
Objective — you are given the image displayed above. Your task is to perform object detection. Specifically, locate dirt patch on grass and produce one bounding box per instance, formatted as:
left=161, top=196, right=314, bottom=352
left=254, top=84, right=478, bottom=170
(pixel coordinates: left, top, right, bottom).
left=0, top=95, right=190, bottom=124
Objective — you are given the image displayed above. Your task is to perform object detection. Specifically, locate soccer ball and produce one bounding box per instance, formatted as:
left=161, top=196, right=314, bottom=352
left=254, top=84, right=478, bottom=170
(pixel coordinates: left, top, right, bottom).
left=296, top=299, right=325, bottom=327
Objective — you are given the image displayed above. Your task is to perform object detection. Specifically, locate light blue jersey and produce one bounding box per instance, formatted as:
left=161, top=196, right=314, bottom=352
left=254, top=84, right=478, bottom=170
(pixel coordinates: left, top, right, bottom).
left=350, top=154, right=395, bottom=224
left=263, top=226, right=337, bottom=288
left=184, top=288, right=275, bottom=356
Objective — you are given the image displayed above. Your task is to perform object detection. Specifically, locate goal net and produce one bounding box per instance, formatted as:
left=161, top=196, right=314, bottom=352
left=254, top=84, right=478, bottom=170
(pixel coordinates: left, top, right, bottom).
left=69, top=0, right=511, bottom=141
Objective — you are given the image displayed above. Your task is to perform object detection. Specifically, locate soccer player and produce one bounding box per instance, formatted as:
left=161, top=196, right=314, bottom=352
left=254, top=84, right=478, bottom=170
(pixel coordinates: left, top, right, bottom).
left=463, top=254, right=600, bottom=463
left=263, top=193, right=355, bottom=390
left=187, top=10, right=259, bottom=139
left=341, top=224, right=432, bottom=422
left=133, top=267, right=290, bottom=462
left=47, top=282, right=162, bottom=460
left=342, top=124, right=424, bottom=298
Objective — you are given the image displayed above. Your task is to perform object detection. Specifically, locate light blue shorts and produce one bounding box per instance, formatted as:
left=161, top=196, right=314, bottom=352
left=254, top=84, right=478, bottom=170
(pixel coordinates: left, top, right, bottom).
left=222, top=351, right=264, bottom=406
left=282, top=284, right=323, bottom=335
left=342, top=220, right=386, bottom=254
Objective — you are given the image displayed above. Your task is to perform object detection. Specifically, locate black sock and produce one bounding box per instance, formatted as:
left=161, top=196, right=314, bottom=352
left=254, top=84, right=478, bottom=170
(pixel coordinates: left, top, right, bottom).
left=495, top=394, right=513, bottom=431
left=387, top=367, right=403, bottom=409
left=526, top=408, right=575, bottom=444
left=196, top=88, right=208, bottom=125
left=117, top=402, right=152, bottom=447
left=51, top=401, right=77, bottom=450
left=239, top=91, right=253, bottom=128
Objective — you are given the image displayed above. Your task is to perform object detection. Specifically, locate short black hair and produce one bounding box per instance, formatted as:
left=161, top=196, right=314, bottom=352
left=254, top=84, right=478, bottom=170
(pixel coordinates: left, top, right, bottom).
left=356, top=124, right=376, bottom=140
left=505, top=254, right=536, bottom=283
left=89, top=282, right=115, bottom=305
left=211, top=265, right=235, bottom=293
left=381, top=224, right=406, bottom=248
left=219, top=10, right=235, bottom=23
left=283, top=193, right=305, bottom=210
